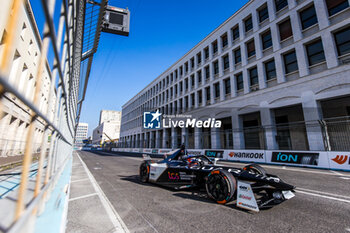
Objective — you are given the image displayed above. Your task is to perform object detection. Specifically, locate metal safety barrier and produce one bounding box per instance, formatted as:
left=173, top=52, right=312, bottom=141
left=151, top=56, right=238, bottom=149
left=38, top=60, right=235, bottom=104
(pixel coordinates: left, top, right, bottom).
left=0, top=0, right=106, bottom=232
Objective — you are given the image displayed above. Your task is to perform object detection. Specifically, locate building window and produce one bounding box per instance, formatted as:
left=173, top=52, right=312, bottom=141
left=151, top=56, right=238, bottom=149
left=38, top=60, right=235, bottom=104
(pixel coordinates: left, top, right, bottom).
left=264, top=59, right=276, bottom=80
left=191, top=93, right=195, bottom=106
left=191, top=57, right=195, bottom=69
left=185, top=62, right=188, bottom=73
left=234, top=48, right=241, bottom=64
left=198, top=90, right=202, bottom=104
left=300, top=5, right=318, bottom=30
left=180, top=81, right=183, bottom=92
left=223, top=54, right=230, bottom=70
left=214, top=83, right=220, bottom=98
left=306, top=39, right=325, bottom=66
left=197, top=52, right=202, bottom=65
left=212, top=40, right=218, bottom=54
left=180, top=66, right=183, bottom=75
left=326, top=0, right=349, bottom=16
left=204, top=47, right=209, bottom=59
left=236, top=73, right=244, bottom=91
left=175, top=70, right=178, bottom=79
left=249, top=67, right=258, bottom=86
left=206, top=87, right=211, bottom=102
left=245, top=16, right=253, bottom=32
left=191, top=75, right=195, bottom=87
left=197, top=70, right=202, bottom=84
left=221, top=33, right=228, bottom=48
left=261, top=30, right=272, bottom=50
left=275, top=0, right=288, bottom=12
left=334, top=26, right=350, bottom=56
left=232, top=26, right=240, bottom=41
left=224, top=78, right=231, bottom=95
left=246, top=40, right=256, bottom=57
left=185, top=78, right=188, bottom=91
left=279, top=19, right=293, bottom=41
left=213, top=60, right=219, bottom=75
left=283, top=50, right=298, bottom=74
left=258, top=5, right=269, bottom=23
left=205, top=65, right=210, bottom=80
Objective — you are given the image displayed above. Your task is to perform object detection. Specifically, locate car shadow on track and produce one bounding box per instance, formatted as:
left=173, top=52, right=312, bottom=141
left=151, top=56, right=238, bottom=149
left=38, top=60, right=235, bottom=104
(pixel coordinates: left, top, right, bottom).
left=119, top=174, right=254, bottom=213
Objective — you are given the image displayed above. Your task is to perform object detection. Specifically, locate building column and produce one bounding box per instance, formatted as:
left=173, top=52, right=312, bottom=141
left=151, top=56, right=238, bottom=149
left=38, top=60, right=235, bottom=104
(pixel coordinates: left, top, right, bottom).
left=162, top=129, right=169, bottom=148
left=267, top=0, right=276, bottom=22
left=194, top=127, right=202, bottom=149
left=150, top=131, right=155, bottom=148
left=211, top=127, right=221, bottom=149
left=290, top=10, right=303, bottom=42
left=219, top=79, right=225, bottom=101
left=140, top=133, right=144, bottom=148
left=231, top=111, right=244, bottom=149
left=171, top=127, right=177, bottom=149
left=270, top=23, right=281, bottom=52
left=295, top=43, right=310, bottom=77
left=275, top=53, right=286, bottom=83
left=155, top=130, right=161, bottom=148
left=231, top=74, right=237, bottom=98
left=257, top=62, right=266, bottom=90
left=322, top=32, right=339, bottom=69
left=314, top=0, right=330, bottom=30
left=242, top=69, right=250, bottom=94
left=254, top=34, right=263, bottom=60
left=301, top=91, right=325, bottom=151
left=182, top=127, right=188, bottom=148
left=260, top=102, right=278, bottom=150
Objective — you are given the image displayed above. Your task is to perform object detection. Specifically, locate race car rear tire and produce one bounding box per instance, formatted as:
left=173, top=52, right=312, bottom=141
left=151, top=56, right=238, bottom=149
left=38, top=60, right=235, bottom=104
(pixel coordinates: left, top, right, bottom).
left=205, top=169, right=236, bottom=204
left=243, top=163, right=266, bottom=176
left=139, top=162, right=150, bottom=183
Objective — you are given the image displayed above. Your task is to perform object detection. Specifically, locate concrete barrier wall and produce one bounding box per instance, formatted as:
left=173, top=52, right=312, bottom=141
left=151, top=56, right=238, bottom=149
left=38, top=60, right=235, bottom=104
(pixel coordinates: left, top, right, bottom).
left=110, top=148, right=350, bottom=171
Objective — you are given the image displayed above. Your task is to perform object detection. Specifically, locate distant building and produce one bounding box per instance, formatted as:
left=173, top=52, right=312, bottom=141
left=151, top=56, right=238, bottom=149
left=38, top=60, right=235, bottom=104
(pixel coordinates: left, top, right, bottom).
left=92, top=110, right=121, bottom=145
left=75, top=122, right=88, bottom=148
left=0, top=0, right=56, bottom=156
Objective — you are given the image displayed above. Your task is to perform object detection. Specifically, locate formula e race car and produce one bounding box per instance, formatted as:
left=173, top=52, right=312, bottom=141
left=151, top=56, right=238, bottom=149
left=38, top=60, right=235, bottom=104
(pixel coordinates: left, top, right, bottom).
left=139, top=148, right=295, bottom=212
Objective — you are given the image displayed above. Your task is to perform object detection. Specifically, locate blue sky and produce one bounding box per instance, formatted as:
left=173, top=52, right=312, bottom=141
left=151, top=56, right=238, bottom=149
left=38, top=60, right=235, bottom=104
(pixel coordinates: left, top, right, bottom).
left=30, top=0, right=248, bottom=136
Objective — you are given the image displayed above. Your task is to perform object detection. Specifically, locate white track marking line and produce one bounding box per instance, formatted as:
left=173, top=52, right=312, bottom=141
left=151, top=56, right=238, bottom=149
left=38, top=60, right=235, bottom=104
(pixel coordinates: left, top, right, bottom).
left=296, top=190, right=350, bottom=204
left=71, top=178, right=90, bottom=183
left=69, top=193, right=98, bottom=201
left=296, top=187, right=350, bottom=199
left=77, top=152, right=130, bottom=233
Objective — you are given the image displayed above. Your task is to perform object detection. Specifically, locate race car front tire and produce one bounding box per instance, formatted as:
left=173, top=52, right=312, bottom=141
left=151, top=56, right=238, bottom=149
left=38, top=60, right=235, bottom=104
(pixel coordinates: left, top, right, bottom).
left=205, top=169, right=236, bottom=204
left=139, top=162, right=150, bottom=183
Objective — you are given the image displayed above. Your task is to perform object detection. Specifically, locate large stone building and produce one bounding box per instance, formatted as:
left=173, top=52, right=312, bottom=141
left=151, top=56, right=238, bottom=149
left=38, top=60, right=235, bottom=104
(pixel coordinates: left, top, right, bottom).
left=0, top=0, right=55, bottom=157
left=119, top=0, right=350, bottom=151
left=92, top=110, right=121, bottom=144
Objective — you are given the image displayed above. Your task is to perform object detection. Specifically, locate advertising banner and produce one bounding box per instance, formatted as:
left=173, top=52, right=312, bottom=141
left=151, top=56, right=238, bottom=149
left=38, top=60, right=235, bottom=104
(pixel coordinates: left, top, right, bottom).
left=204, top=150, right=224, bottom=158
left=223, top=150, right=265, bottom=163
left=132, top=148, right=139, bottom=152
left=143, top=149, right=152, bottom=153
left=151, top=149, right=159, bottom=154
left=159, top=149, right=171, bottom=154
left=187, top=149, right=204, bottom=156
left=327, top=152, right=350, bottom=171
left=265, top=150, right=329, bottom=169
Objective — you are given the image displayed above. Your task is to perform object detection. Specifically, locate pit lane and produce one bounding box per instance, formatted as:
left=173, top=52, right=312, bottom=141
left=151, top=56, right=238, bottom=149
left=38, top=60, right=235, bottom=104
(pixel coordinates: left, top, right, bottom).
left=75, top=150, right=350, bottom=233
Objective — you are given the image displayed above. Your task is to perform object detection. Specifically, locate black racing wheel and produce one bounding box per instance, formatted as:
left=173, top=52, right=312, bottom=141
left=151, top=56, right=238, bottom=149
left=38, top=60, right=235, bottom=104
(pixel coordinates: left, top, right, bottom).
left=205, top=169, right=236, bottom=204
left=139, top=162, right=150, bottom=183
left=243, top=163, right=266, bottom=176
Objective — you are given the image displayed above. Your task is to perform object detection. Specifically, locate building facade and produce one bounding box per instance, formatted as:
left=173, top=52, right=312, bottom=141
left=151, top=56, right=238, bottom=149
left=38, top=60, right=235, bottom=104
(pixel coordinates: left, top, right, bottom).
left=92, top=110, right=121, bottom=144
left=74, top=122, right=88, bottom=148
left=120, top=0, right=350, bottom=151
left=0, top=0, right=56, bottom=157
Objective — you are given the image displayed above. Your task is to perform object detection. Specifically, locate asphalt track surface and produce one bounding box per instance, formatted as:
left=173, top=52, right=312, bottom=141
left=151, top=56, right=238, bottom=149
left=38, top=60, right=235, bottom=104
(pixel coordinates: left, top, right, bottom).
left=77, top=150, right=350, bottom=233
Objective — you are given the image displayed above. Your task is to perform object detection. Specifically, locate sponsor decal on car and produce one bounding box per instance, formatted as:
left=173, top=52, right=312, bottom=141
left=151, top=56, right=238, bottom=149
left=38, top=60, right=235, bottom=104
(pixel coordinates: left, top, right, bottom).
left=168, top=172, right=179, bottom=180
left=179, top=172, right=196, bottom=180
left=228, top=152, right=264, bottom=159
left=239, top=194, right=252, bottom=200
left=205, top=150, right=224, bottom=158
left=271, top=152, right=319, bottom=165
left=331, top=155, right=348, bottom=165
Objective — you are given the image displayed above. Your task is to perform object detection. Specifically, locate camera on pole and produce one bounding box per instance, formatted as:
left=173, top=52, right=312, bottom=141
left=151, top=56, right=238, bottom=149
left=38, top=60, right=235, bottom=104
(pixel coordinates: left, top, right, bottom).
left=101, top=5, right=130, bottom=36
